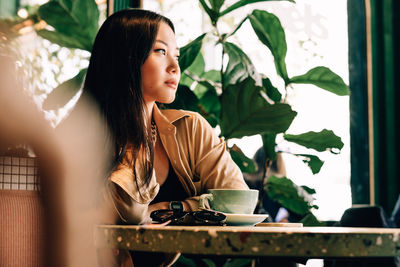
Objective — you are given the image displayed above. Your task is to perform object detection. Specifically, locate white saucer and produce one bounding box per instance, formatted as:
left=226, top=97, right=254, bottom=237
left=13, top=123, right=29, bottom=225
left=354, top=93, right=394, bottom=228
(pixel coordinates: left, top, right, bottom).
left=224, top=213, right=269, bottom=226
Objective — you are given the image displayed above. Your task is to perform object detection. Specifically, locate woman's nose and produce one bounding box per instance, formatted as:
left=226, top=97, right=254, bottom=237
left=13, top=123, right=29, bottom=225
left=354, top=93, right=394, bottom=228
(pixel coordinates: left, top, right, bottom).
left=167, top=59, right=180, bottom=75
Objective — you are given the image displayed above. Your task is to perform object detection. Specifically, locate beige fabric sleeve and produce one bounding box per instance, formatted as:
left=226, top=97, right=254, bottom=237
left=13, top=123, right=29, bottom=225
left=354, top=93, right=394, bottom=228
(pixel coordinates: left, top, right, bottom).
left=107, top=150, right=160, bottom=224
left=186, top=113, right=249, bottom=211
left=107, top=181, right=150, bottom=224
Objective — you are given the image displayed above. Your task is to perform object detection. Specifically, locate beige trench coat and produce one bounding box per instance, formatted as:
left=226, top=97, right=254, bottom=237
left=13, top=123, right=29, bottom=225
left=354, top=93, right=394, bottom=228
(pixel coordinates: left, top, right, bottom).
left=105, top=105, right=249, bottom=266
left=108, top=104, right=248, bottom=224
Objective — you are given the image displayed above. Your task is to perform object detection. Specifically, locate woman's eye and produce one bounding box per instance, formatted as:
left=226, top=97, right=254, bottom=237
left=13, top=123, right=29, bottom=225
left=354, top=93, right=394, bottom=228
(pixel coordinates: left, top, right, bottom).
left=175, top=55, right=180, bottom=61
left=154, top=49, right=166, bottom=55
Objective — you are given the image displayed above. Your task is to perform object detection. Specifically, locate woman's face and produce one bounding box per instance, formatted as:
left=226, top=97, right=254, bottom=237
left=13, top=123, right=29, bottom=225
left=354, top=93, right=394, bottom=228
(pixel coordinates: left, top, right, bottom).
left=141, top=22, right=180, bottom=104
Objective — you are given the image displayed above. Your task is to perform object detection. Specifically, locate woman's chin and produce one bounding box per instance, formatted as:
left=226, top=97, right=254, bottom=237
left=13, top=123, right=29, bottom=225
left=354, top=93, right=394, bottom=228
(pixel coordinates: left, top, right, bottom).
left=159, top=96, right=176, bottom=105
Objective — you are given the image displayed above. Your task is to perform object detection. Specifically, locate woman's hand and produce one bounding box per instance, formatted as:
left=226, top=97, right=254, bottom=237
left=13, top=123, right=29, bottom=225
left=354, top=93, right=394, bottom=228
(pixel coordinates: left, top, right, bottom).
left=148, top=201, right=170, bottom=214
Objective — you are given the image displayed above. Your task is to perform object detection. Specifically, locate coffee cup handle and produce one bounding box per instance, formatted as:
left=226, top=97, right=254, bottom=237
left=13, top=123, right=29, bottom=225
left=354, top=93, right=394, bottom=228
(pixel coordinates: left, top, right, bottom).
left=198, top=193, right=213, bottom=210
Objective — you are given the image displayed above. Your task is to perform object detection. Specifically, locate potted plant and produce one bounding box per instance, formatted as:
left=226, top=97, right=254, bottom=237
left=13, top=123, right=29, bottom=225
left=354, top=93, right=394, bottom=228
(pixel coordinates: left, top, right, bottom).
left=166, top=0, right=349, bottom=224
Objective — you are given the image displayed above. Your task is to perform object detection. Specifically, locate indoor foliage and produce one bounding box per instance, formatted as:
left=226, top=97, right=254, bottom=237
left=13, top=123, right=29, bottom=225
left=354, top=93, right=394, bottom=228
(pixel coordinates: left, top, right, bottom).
left=166, top=0, right=349, bottom=223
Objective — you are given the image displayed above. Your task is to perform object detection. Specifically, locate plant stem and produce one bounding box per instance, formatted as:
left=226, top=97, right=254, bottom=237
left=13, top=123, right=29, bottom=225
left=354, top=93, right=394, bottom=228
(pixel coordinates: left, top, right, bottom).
left=283, top=83, right=294, bottom=103
left=225, top=15, right=249, bottom=40
left=220, top=46, right=225, bottom=91
left=214, top=23, right=225, bottom=91
left=183, top=70, right=217, bottom=86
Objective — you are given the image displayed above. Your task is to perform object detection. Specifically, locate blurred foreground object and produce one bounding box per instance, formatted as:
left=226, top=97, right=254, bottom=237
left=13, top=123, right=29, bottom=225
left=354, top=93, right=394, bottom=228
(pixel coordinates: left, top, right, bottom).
left=0, top=53, right=114, bottom=266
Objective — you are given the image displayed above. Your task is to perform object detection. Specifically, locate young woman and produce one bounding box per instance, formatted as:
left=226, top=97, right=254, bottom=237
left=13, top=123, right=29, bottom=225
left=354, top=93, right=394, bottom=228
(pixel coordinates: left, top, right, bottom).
left=84, top=8, right=249, bottom=266
left=85, top=8, right=248, bottom=226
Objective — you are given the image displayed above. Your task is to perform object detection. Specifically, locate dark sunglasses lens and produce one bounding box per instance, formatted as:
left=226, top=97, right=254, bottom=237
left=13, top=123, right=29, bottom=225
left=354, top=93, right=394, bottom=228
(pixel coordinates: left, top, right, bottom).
left=150, top=209, right=174, bottom=222
left=151, top=210, right=188, bottom=223
left=151, top=210, right=226, bottom=225
left=193, top=210, right=226, bottom=222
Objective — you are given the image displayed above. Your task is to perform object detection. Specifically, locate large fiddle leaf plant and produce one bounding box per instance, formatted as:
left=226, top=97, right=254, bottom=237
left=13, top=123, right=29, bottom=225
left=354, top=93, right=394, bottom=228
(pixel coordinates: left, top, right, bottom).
left=166, top=0, right=348, bottom=223
left=31, top=0, right=348, bottom=224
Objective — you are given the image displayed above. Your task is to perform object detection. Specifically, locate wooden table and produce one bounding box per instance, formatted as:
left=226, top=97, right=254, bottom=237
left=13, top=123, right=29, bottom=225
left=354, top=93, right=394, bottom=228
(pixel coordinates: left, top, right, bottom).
left=95, top=224, right=400, bottom=258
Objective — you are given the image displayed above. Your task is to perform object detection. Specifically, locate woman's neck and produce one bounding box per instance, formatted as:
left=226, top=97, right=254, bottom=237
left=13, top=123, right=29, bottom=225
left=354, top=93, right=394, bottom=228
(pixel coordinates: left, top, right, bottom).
left=145, top=101, right=155, bottom=128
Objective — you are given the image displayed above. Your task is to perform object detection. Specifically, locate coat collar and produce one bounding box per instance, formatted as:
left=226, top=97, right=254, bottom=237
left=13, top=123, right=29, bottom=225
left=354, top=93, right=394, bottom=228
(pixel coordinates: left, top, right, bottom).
left=152, top=104, right=189, bottom=135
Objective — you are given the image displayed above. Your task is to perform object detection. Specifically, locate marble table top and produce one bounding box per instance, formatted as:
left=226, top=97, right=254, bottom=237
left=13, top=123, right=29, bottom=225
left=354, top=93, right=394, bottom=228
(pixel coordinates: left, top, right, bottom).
left=95, top=224, right=400, bottom=258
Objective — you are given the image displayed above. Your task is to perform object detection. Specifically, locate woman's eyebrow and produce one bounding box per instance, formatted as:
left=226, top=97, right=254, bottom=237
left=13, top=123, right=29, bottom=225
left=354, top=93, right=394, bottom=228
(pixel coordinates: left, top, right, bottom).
left=155, top=40, right=180, bottom=51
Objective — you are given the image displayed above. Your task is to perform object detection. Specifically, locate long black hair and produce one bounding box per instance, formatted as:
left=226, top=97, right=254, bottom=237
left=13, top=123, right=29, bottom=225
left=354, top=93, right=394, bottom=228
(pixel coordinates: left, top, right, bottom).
left=84, top=9, right=175, bottom=186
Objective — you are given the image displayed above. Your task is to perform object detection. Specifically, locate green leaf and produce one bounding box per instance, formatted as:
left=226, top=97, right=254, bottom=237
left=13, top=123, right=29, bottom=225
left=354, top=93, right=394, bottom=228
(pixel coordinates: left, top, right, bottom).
left=200, top=114, right=219, bottom=128
left=261, top=133, right=277, bottom=161
left=179, top=34, right=206, bottom=72
left=42, top=68, right=87, bottom=110
left=202, top=70, right=221, bottom=84
left=249, top=10, right=288, bottom=82
left=220, top=0, right=295, bottom=17
left=166, top=84, right=219, bottom=127
left=199, top=0, right=219, bottom=24
left=186, top=51, right=206, bottom=77
left=70, top=0, right=98, bottom=36
left=165, top=84, right=200, bottom=112
left=180, top=68, right=221, bottom=127
left=197, top=81, right=219, bottom=105
left=180, top=52, right=206, bottom=89
left=193, top=70, right=221, bottom=98
left=180, top=73, right=195, bottom=88
left=184, top=67, right=219, bottom=95
left=222, top=258, right=253, bottom=267
left=262, top=77, right=281, bottom=102
left=38, top=0, right=99, bottom=51
left=230, top=146, right=258, bottom=173
left=193, top=76, right=219, bottom=99
left=191, top=70, right=221, bottom=127
left=284, top=129, right=344, bottom=153
left=225, top=15, right=249, bottom=40
left=220, top=78, right=297, bottom=139
left=36, top=29, right=89, bottom=50
left=202, top=258, right=217, bottom=267
left=266, top=176, right=316, bottom=216
left=175, top=255, right=197, bottom=267
left=209, top=0, right=225, bottom=13
left=196, top=81, right=221, bottom=127
left=300, top=213, right=325, bottom=226
left=295, top=153, right=324, bottom=174
left=223, top=42, right=260, bottom=86
left=290, top=66, right=349, bottom=96
left=301, top=185, right=316, bottom=195
left=57, top=0, right=72, bottom=10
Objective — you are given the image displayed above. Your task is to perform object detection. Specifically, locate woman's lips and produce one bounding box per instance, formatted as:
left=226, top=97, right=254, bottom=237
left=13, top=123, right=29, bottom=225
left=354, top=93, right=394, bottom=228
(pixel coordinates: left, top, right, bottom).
left=165, top=80, right=178, bottom=89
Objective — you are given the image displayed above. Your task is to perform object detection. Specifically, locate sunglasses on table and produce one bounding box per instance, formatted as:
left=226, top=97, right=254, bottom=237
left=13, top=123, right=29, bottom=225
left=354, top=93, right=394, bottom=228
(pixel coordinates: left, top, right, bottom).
left=150, top=209, right=227, bottom=226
